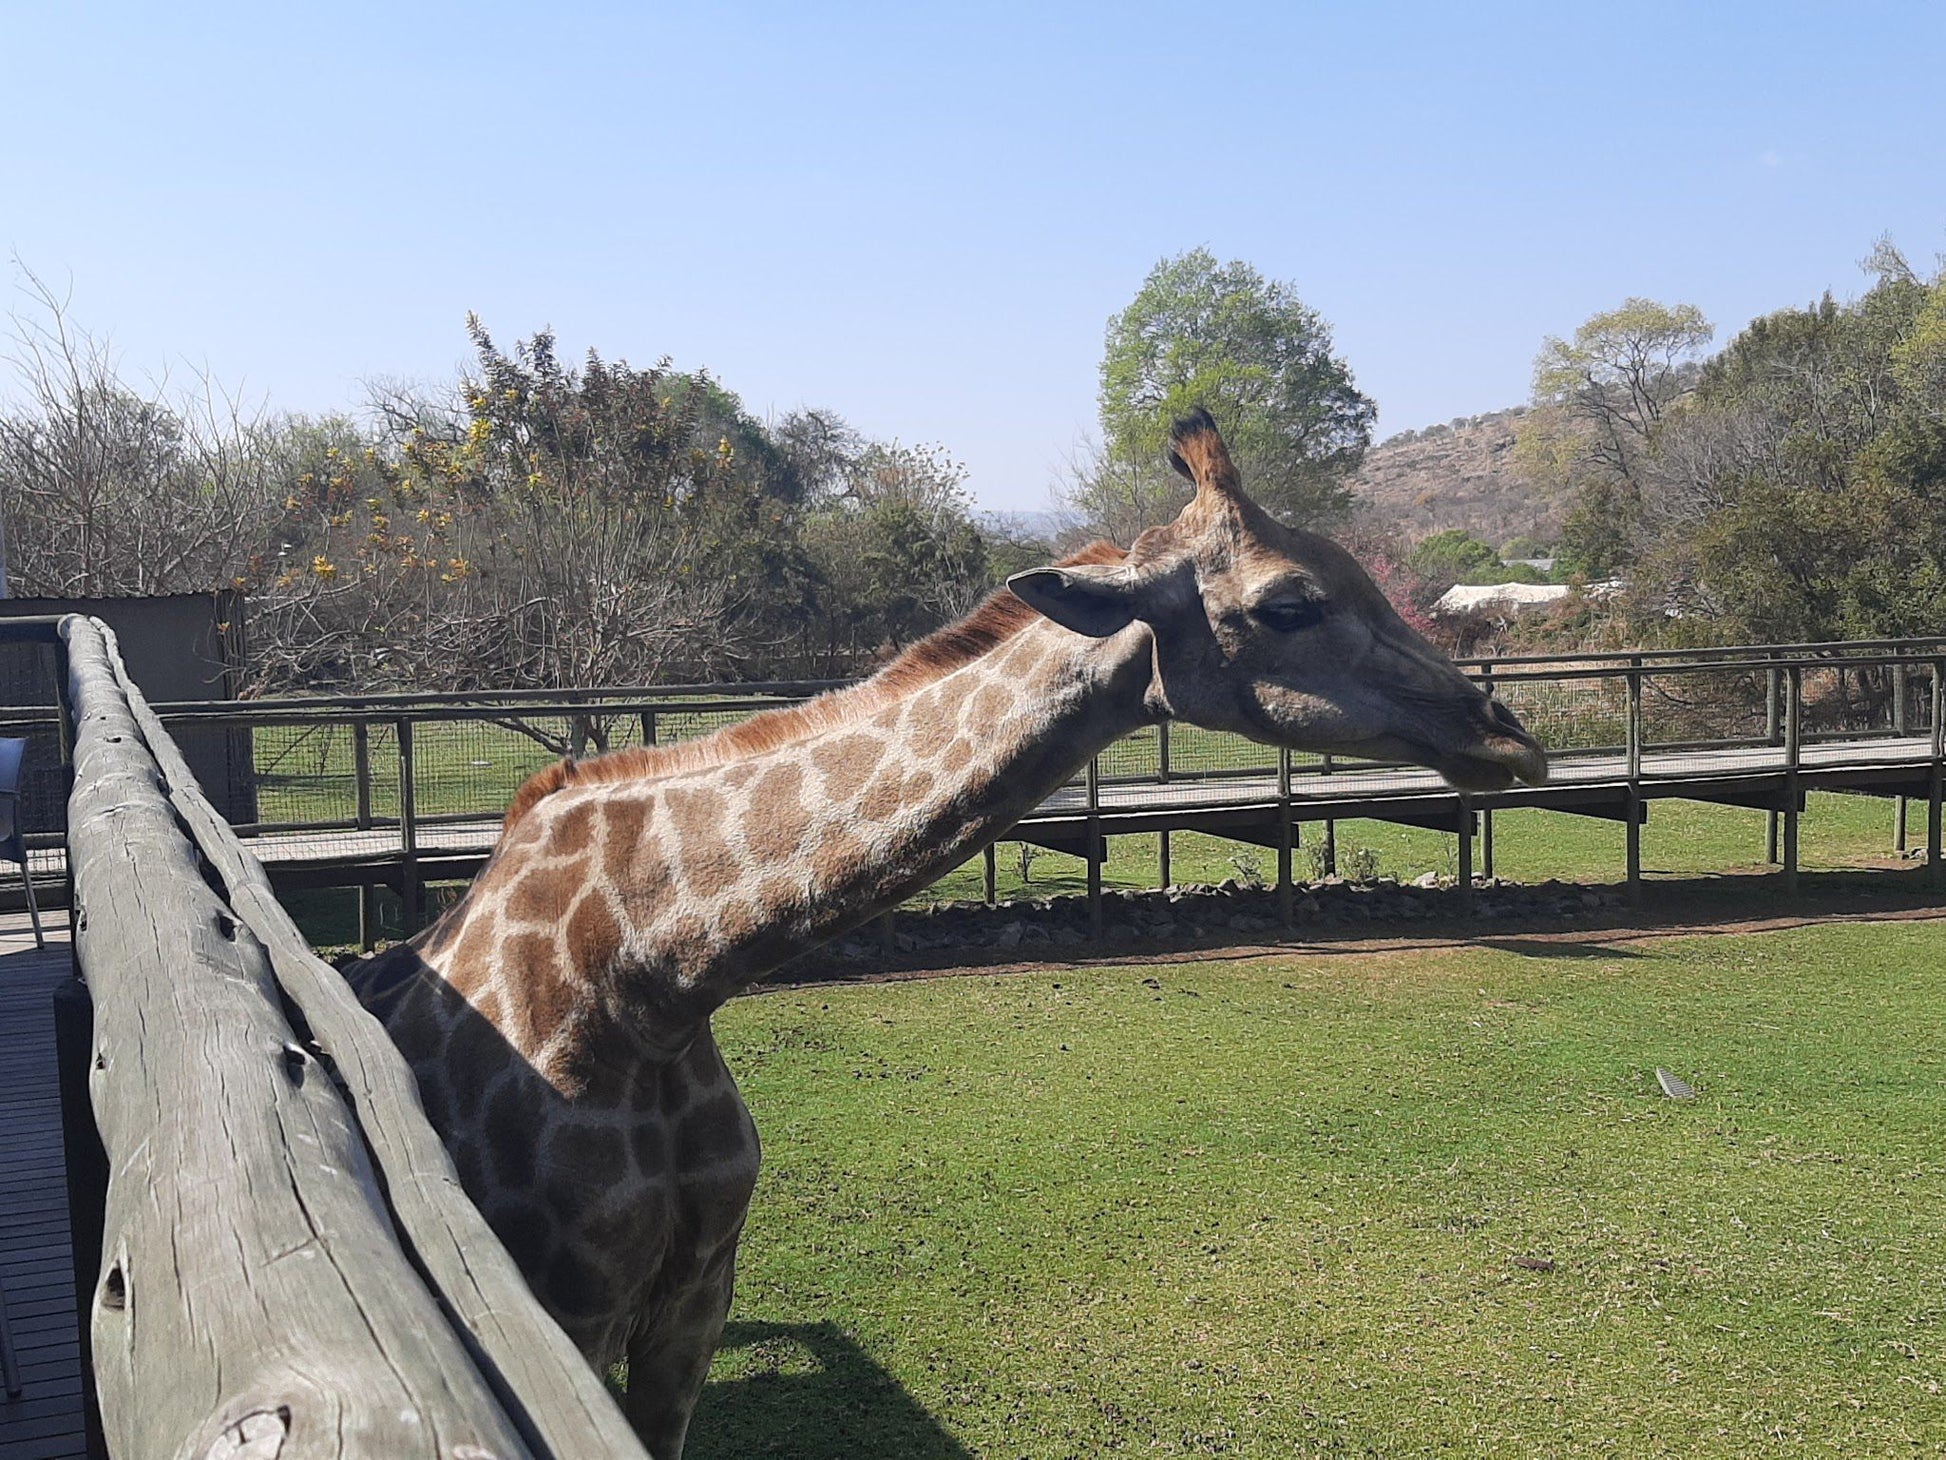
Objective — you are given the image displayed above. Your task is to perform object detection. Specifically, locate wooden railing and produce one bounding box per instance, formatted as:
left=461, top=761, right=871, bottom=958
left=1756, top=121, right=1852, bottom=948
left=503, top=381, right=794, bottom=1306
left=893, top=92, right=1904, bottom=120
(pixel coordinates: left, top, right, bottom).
left=55, top=615, right=647, bottom=1458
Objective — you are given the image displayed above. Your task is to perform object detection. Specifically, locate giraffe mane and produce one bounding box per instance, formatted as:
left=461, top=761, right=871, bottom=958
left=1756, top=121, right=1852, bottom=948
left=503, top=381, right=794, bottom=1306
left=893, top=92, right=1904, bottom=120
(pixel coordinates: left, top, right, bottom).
left=502, top=539, right=1131, bottom=829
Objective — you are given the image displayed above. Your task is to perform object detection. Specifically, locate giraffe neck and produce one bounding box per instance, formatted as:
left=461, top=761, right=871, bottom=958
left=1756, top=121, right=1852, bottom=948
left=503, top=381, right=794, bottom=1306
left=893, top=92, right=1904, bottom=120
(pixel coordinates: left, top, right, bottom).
left=416, top=615, right=1156, bottom=1076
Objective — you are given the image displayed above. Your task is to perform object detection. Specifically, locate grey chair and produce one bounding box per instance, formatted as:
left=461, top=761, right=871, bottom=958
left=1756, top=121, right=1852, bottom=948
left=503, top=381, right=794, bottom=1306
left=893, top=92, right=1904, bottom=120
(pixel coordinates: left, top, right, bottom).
left=0, top=737, right=44, bottom=949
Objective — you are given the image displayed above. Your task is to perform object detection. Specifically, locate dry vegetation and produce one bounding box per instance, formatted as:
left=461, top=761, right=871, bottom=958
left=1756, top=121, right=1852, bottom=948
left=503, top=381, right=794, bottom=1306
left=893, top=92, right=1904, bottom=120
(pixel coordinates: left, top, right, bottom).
left=1348, top=407, right=1561, bottom=548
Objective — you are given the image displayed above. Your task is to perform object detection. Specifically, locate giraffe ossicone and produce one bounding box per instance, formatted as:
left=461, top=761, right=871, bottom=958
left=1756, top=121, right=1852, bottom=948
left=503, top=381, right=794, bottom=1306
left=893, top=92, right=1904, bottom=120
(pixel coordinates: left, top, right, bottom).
left=346, top=409, right=1545, bottom=1457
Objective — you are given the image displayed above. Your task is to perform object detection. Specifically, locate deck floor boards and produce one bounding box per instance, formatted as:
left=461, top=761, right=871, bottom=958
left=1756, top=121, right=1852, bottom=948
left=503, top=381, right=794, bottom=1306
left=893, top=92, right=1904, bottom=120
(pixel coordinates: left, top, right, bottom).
left=0, top=921, right=89, bottom=1460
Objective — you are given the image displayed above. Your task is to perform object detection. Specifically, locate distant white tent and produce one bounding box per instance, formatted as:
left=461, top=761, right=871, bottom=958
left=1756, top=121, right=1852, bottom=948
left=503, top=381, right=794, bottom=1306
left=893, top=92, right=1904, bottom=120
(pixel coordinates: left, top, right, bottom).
left=1433, top=582, right=1571, bottom=617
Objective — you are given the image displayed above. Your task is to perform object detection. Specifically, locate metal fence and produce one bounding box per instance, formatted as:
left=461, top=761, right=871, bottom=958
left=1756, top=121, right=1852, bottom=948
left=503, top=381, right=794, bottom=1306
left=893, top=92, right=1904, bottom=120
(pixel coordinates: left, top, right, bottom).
left=4, top=635, right=1941, bottom=933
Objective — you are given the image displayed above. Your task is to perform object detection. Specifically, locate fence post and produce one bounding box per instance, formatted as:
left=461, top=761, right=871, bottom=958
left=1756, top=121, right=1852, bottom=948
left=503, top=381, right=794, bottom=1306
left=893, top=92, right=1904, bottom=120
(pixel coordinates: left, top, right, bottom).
left=1156, top=722, right=1171, bottom=891
left=1277, top=747, right=1294, bottom=927
left=1625, top=657, right=1643, bottom=904
left=354, top=719, right=375, bottom=949
left=1893, top=662, right=1909, bottom=852
left=641, top=709, right=659, bottom=747
left=1086, top=754, right=1103, bottom=937
left=1766, top=653, right=1782, bottom=863
left=983, top=844, right=997, bottom=906
left=1784, top=664, right=1802, bottom=896
left=398, top=717, right=420, bottom=929
left=1456, top=794, right=1473, bottom=914
left=1480, top=672, right=1495, bottom=881
left=1321, top=751, right=1337, bottom=876
left=1931, top=660, right=1944, bottom=889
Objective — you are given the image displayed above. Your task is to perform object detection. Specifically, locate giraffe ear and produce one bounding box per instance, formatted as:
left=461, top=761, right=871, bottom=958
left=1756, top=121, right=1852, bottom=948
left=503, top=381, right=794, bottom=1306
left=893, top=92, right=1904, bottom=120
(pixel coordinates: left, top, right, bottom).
left=1006, top=564, right=1146, bottom=638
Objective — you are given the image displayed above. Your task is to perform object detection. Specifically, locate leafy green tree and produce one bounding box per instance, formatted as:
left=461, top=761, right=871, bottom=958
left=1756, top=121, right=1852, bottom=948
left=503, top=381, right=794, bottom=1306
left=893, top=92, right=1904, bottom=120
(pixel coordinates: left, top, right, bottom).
left=1626, top=244, right=1946, bottom=643
left=1407, top=528, right=1500, bottom=586
left=1516, top=297, right=1712, bottom=577
left=1067, top=248, right=1375, bottom=535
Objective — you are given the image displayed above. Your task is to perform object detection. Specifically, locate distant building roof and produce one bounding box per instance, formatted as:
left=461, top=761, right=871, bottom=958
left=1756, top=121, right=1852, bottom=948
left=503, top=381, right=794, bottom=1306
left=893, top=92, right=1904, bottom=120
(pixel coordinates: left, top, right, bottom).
left=1433, top=582, right=1572, bottom=616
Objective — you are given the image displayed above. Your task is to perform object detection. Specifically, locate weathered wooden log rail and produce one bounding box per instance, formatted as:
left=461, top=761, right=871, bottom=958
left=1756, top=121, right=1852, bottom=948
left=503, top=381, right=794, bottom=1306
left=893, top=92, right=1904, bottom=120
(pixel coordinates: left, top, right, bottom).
left=60, top=615, right=647, bottom=1458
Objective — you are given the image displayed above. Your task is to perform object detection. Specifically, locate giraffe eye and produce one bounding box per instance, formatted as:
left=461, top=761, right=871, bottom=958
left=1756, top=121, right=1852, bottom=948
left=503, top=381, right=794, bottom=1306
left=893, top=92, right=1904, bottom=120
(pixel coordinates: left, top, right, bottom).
left=1253, top=598, right=1327, bottom=633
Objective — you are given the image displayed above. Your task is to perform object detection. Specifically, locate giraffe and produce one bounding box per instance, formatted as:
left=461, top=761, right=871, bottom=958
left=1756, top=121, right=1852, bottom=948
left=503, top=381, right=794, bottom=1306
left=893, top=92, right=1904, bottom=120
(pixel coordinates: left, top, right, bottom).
left=345, top=409, right=1546, bottom=1457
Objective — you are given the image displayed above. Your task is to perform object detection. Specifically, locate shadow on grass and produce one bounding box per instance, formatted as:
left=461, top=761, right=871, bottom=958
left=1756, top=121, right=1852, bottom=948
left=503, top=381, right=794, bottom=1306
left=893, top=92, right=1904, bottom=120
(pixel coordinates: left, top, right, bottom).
left=686, top=1320, right=972, bottom=1460
left=1478, top=937, right=1648, bottom=960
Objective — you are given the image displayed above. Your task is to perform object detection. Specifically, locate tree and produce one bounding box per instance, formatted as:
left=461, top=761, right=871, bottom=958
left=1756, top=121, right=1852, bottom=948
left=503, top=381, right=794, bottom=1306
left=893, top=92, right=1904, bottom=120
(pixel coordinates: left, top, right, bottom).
left=1064, top=249, right=1375, bottom=536
left=0, top=273, right=290, bottom=600
left=1406, top=528, right=1500, bottom=586
left=1516, top=297, right=1713, bottom=577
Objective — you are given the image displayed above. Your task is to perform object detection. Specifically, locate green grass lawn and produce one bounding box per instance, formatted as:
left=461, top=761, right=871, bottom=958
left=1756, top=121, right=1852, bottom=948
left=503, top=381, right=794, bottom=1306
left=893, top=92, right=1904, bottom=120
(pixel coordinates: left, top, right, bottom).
left=685, top=917, right=1946, bottom=1457
left=922, top=791, right=1909, bottom=905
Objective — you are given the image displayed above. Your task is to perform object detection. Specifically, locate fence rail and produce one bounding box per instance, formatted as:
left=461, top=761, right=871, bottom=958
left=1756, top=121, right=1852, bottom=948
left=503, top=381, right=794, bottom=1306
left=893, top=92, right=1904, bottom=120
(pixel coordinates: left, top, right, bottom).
left=56, top=615, right=648, bottom=1459
left=10, top=635, right=1945, bottom=938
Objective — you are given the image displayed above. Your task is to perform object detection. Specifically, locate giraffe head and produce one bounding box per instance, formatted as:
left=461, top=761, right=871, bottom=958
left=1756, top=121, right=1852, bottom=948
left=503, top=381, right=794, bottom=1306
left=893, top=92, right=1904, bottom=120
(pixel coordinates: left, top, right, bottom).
left=1008, top=410, right=1547, bottom=791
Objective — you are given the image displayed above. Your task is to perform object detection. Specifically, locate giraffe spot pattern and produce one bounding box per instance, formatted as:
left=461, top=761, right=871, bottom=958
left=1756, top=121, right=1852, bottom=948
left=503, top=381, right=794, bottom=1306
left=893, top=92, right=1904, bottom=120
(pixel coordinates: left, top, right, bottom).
left=809, top=733, right=880, bottom=801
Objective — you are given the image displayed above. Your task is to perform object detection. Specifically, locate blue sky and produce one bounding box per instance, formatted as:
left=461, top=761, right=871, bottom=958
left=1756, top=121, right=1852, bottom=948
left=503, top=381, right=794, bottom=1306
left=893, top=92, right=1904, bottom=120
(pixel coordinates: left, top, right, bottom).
left=4, top=2, right=1943, bottom=510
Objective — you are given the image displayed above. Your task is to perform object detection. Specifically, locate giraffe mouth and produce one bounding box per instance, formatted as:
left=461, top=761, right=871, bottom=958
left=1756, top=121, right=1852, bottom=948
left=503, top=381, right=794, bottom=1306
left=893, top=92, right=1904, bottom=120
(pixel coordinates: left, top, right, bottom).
left=1433, top=737, right=1551, bottom=792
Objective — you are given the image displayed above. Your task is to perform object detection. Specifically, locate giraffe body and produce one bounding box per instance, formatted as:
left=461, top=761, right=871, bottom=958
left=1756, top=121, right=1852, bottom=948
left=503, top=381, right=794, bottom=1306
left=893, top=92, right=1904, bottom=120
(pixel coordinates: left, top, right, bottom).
left=346, top=412, right=1547, bottom=1457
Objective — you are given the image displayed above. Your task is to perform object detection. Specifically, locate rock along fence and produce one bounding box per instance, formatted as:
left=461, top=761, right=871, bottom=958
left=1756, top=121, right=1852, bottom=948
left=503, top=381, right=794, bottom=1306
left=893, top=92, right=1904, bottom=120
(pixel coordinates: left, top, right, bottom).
left=61, top=612, right=647, bottom=1458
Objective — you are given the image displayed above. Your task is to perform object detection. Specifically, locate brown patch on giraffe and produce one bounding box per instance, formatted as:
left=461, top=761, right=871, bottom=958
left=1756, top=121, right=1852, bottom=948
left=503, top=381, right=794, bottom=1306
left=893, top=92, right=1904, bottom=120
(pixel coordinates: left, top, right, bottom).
left=552, top=1120, right=628, bottom=1178
left=941, top=735, right=975, bottom=768
left=675, top=1093, right=753, bottom=1171
left=631, top=1118, right=669, bottom=1175
left=496, top=544, right=1128, bottom=828
left=544, top=1245, right=616, bottom=1319
left=858, top=770, right=907, bottom=825
left=485, top=1196, right=556, bottom=1276
left=658, top=914, right=712, bottom=968
left=807, top=829, right=869, bottom=886
left=745, top=764, right=809, bottom=854
left=664, top=786, right=742, bottom=898
left=713, top=896, right=761, bottom=949
left=508, top=867, right=574, bottom=925
left=566, top=893, right=622, bottom=976
left=908, top=704, right=955, bottom=761
left=519, top=968, right=586, bottom=1055
left=485, top=1079, right=544, bottom=1189
left=967, top=680, right=1012, bottom=728
left=604, top=794, right=651, bottom=854
left=902, top=768, right=937, bottom=803
left=445, top=1015, right=516, bottom=1112
left=720, top=762, right=759, bottom=788
left=809, top=733, right=880, bottom=802
left=550, top=800, right=599, bottom=856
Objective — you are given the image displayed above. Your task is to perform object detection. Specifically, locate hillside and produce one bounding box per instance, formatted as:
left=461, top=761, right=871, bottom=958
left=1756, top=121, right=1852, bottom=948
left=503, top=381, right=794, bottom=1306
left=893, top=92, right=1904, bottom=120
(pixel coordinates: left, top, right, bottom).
left=1347, top=406, right=1565, bottom=549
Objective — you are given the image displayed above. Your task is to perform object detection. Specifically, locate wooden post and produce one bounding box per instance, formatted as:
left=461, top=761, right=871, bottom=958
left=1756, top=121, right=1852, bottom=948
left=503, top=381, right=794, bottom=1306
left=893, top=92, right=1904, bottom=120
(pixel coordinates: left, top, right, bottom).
left=1784, top=664, right=1802, bottom=896
left=1321, top=751, right=1337, bottom=876
left=1766, top=654, right=1782, bottom=864
left=398, top=717, right=420, bottom=930
left=1156, top=721, right=1172, bottom=890
left=1479, top=674, right=1495, bottom=881
left=1456, top=796, right=1474, bottom=914
left=1086, top=754, right=1103, bottom=937
left=1277, top=747, right=1294, bottom=927
left=1894, top=662, right=1909, bottom=852
left=53, top=977, right=108, bottom=1458
left=1931, top=661, right=1944, bottom=888
left=1626, top=659, right=1643, bottom=904
left=983, top=843, right=997, bottom=905
left=354, top=719, right=375, bottom=949
left=640, top=709, right=659, bottom=747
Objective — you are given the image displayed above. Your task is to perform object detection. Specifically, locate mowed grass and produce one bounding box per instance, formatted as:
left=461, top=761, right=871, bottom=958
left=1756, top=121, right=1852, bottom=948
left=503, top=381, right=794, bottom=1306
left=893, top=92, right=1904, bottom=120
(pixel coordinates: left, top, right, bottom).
left=686, top=918, right=1946, bottom=1458
left=923, top=791, right=1909, bottom=904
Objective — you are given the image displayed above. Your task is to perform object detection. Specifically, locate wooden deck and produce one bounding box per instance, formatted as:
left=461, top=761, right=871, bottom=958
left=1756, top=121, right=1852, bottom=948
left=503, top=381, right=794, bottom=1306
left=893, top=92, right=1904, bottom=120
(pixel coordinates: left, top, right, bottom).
left=0, top=915, right=88, bottom=1460
left=243, top=732, right=1946, bottom=891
